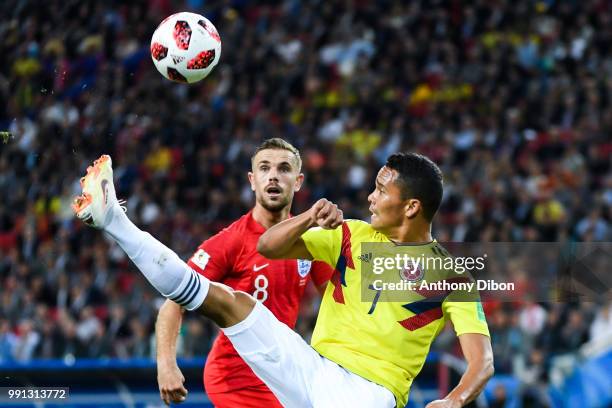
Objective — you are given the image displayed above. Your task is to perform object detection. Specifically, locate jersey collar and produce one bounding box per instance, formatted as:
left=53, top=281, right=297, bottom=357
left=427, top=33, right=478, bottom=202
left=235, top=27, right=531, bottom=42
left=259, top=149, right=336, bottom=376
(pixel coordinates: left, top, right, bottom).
left=247, top=209, right=293, bottom=234
left=389, top=238, right=437, bottom=246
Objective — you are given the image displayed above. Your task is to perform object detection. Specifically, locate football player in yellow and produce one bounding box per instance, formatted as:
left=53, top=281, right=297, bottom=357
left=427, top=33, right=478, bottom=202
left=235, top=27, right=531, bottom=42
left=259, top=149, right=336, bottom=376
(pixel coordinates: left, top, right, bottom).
left=258, top=152, right=494, bottom=407
left=74, top=151, right=492, bottom=407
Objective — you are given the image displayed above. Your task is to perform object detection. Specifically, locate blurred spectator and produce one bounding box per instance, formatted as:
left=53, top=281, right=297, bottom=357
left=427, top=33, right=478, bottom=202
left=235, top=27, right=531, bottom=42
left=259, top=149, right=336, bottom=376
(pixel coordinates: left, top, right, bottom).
left=182, top=318, right=213, bottom=358
left=576, top=208, right=610, bottom=241
left=583, top=299, right=612, bottom=358
left=519, top=300, right=547, bottom=339
left=549, top=309, right=590, bottom=386
left=35, top=318, right=63, bottom=359
left=75, top=306, right=102, bottom=344
left=0, top=318, right=17, bottom=363
left=514, top=348, right=552, bottom=407
left=489, top=308, right=520, bottom=374
left=86, top=323, right=112, bottom=358
left=126, top=318, right=150, bottom=358
left=12, top=319, right=40, bottom=362
left=536, top=305, right=563, bottom=355
left=589, top=300, right=612, bottom=343
left=560, top=310, right=589, bottom=352
left=489, top=383, right=508, bottom=408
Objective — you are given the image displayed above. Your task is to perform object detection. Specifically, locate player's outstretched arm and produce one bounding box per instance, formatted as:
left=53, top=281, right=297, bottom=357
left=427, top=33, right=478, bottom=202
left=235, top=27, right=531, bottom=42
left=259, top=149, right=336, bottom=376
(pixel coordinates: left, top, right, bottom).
left=426, top=333, right=494, bottom=408
left=258, top=198, right=343, bottom=259
left=156, top=300, right=188, bottom=405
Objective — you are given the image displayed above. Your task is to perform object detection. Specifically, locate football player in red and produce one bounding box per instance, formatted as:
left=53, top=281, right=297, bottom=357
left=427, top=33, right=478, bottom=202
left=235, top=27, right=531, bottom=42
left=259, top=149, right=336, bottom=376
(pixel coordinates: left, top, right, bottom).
left=154, top=138, right=332, bottom=407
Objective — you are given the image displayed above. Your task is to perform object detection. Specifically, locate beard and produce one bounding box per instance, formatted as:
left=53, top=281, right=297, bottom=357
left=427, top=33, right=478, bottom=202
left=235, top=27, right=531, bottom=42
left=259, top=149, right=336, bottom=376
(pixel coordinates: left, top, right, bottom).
left=258, top=194, right=291, bottom=212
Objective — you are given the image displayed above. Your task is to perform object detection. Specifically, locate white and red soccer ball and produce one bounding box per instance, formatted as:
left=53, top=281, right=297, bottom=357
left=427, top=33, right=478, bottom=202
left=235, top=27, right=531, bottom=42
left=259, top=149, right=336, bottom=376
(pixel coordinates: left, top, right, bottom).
left=150, top=12, right=221, bottom=83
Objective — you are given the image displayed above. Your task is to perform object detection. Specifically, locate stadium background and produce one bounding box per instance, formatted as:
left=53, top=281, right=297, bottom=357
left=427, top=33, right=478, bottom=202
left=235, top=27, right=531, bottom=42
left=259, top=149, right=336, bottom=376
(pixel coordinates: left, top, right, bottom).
left=0, top=0, right=610, bottom=407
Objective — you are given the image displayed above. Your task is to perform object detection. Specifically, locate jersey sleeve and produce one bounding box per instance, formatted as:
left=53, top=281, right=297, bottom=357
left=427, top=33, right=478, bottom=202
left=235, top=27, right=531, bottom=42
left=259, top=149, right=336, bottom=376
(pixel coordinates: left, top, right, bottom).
left=187, top=230, right=237, bottom=282
left=301, top=225, right=342, bottom=268
left=442, top=300, right=490, bottom=337
left=310, top=260, right=334, bottom=287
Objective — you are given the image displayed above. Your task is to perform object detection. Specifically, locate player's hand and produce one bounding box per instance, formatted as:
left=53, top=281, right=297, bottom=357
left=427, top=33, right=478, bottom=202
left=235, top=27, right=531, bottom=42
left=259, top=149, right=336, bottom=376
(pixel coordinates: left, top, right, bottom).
left=425, top=399, right=462, bottom=408
left=310, top=198, right=343, bottom=229
left=157, top=361, right=188, bottom=405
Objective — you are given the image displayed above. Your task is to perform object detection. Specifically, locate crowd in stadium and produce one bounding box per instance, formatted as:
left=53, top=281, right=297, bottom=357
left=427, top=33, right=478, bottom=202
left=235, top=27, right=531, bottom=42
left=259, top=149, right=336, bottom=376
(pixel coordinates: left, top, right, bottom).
left=0, top=0, right=610, bottom=403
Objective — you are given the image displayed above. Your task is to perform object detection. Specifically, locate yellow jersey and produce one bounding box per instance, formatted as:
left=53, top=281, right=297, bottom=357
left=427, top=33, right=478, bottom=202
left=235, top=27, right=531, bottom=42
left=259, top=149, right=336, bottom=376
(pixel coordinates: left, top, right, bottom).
left=302, top=220, right=489, bottom=407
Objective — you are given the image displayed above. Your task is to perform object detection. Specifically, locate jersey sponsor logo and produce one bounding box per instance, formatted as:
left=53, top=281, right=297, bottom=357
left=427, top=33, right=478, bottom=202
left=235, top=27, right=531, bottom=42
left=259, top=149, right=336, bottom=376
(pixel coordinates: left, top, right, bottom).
left=297, top=259, right=312, bottom=277
left=253, top=263, right=269, bottom=272
left=190, top=249, right=210, bottom=270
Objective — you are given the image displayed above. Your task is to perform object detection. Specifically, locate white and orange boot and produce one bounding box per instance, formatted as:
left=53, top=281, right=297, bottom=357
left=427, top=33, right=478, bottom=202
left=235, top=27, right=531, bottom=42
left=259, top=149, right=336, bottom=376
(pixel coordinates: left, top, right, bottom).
left=72, top=154, right=121, bottom=229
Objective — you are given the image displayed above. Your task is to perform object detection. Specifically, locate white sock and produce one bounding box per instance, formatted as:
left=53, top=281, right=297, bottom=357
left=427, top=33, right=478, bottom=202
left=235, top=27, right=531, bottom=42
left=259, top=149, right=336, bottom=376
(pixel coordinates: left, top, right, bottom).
left=103, top=205, right=209, bottom=311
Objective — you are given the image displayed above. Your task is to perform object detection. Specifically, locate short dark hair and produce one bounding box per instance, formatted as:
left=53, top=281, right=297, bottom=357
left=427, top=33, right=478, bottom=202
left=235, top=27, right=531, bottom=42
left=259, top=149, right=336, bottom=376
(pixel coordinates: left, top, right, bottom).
left=385, top=153, right=443, bottom=222
left=251, top=138, right=302, bottom=170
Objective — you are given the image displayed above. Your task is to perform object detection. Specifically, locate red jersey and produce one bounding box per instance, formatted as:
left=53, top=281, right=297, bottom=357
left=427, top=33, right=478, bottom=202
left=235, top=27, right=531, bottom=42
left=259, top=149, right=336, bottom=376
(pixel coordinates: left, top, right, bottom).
left=187, top=211, right=332, bottom=395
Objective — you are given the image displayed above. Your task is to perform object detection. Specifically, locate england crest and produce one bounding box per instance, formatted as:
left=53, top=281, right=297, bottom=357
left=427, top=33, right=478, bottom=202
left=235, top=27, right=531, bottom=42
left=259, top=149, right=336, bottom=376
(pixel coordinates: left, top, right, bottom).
left=297, top=259, right=312, bottom=277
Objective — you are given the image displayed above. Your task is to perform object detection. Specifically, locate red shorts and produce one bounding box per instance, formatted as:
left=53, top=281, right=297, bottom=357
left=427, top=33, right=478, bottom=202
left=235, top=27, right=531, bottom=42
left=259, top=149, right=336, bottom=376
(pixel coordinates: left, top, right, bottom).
left=207, top=387, right=283, bottom=408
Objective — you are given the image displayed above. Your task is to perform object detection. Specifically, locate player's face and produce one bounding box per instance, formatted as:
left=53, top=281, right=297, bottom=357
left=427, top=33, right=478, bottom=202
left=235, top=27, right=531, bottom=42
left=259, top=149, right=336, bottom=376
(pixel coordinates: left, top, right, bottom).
left=367, top=166, right=407, bottom=231
left=248, top=149, right=304, bottom=212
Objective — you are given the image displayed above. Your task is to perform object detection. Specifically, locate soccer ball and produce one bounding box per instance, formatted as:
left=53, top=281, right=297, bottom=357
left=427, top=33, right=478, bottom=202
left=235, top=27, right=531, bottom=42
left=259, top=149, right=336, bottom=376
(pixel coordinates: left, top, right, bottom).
left=150, top=12, right=221, bottom=83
